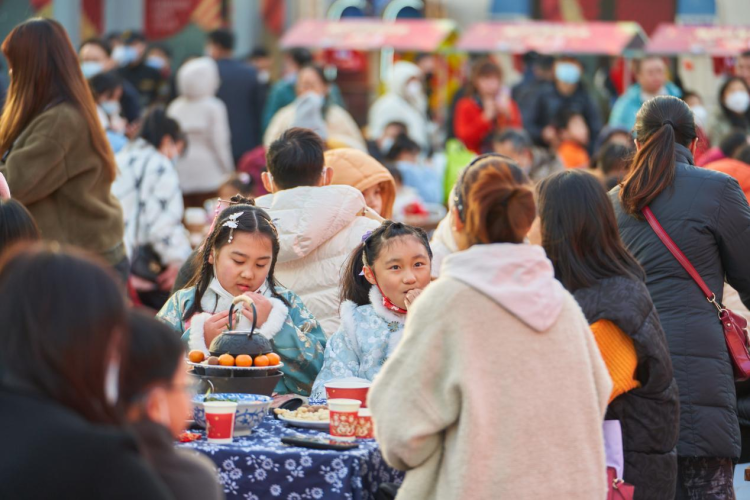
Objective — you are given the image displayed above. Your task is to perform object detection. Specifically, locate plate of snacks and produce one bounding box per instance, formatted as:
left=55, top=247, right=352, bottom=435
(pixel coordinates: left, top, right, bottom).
left=275, top=405, right=330, bottom=430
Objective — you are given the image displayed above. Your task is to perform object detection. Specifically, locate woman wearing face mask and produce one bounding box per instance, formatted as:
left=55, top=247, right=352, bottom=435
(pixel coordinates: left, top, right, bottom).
left=708, top=77, right=750, bottom=146
left=264, top=64, right=366, bottom=151
left=528, top=56, right=602, bottom=152
left=112, top=107, right=192, bottom=309
left=121, top=311, right=224, bottom=500
left=453, top=58, right=523, bottom=154
left=0, top=244, right=172, bottom=500
left=88, top=70, right=128, bottom=153
left=368, top=60, right=431, bottom=154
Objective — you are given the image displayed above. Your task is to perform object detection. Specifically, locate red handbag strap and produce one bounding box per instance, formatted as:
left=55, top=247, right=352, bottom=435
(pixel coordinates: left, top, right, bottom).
left=641, top=206, right=715, bottom=300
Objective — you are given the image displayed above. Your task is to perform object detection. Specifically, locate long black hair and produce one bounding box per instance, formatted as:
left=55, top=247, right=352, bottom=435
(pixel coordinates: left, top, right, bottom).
left=538, top=170, right=645, bottom=292
left=183, top=196, right=288, bottom=321
left=619, top=95, right=697, bottom=217
left=119, top=310, right=184, bottom=410
left=340, top=221, right=432, bottom=307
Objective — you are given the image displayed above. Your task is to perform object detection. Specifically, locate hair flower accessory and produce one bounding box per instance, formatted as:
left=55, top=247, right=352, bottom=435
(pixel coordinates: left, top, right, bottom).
left=223, top=212, right=244, bottom=243
left=361, top=230, right=373, bottom=243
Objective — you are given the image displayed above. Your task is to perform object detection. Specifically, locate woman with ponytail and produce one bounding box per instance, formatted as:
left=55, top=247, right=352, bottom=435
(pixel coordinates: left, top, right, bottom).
left=369, top=156, right=612, bottom=500
left=612, top=95, right=750, bottom=498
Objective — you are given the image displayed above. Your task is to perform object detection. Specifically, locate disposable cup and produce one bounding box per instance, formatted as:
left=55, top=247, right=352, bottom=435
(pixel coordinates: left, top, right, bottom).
left=204, top=401, right=237, bottom=444
left=355, top=408, right=374, bottom=439
left=328, top=398, right=361, bottom=442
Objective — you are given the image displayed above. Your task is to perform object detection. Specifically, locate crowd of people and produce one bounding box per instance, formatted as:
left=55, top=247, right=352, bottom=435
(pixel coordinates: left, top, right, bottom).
left=2, top=15, right=750, bottom=500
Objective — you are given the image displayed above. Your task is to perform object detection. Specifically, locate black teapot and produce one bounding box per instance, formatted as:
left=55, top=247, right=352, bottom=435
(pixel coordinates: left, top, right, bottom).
left=208, top=295, right=273, bottom=357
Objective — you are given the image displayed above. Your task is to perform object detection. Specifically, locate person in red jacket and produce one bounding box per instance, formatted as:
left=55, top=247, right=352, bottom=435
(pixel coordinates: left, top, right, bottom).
left=454, top=58, right=522, bottom=153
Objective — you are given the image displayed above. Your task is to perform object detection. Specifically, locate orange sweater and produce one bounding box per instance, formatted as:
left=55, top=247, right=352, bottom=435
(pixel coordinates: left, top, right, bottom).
left=557, top=140, right=590, bottom=169
left=590, top=320, right=641, bottom=403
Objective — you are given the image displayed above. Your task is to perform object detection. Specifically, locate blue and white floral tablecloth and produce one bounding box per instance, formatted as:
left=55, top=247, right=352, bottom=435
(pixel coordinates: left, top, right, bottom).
left=177, top=417, right=403, bottom=500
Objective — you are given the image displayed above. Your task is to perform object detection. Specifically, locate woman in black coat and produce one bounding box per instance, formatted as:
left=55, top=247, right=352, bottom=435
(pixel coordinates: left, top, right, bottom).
left=0, top=246, right=171, bottom=500
left=612, top=95, right=750, bottom=499
left=538, top=170, right=679, bottom=499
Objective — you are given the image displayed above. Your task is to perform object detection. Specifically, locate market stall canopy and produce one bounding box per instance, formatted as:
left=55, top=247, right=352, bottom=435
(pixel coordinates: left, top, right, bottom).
left=280, top=19, right=456, bottom=52
left=646, top=24, right=750, bottom=56
left=456, top=21, right=647, bottom=55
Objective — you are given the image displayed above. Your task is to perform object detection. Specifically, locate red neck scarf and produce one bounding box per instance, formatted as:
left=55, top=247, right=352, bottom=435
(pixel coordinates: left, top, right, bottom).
left=376, top=283, right=408, bottom=315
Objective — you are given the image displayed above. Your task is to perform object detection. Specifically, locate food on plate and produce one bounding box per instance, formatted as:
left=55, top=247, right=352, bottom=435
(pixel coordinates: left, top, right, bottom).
left=254, top=354, right=269, bottom=367
left=206, top=356, right=220, bottom=365
left=218, top=353, right=235, bottom=366
left=267, top=353, right=281, bottom=366
left=274, top=405, right=330, bottom=421
left=188, top=350, right=205, bottom=363
left=235, top=354, right=253, bottom=367
left=178, top=431, right=202, bottom=443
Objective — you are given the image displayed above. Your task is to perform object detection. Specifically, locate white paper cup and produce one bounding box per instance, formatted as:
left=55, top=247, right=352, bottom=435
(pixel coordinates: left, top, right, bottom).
left=204, top=401, right=237, bottom=444
left=328, top=398, right=362, bottom=441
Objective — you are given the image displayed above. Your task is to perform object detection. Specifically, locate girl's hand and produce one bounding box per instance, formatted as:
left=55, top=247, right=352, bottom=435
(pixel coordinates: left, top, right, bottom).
left=404, top=289, right=424, bottom=310
left=240, top=292, right=272, bottom=327
left=204, top=310, right=230, bottom=346
left=0, top=173, right=10, bottom=200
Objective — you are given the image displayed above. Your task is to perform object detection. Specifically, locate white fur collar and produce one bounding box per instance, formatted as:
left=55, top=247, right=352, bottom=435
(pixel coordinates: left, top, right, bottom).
left=369, top=286, right=406, bottom=324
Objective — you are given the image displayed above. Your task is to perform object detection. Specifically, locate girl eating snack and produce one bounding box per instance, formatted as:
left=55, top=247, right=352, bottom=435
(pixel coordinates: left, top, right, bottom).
left=310, top=221, right=432, bottom=400
left=158, top=197, right=326, bottom=396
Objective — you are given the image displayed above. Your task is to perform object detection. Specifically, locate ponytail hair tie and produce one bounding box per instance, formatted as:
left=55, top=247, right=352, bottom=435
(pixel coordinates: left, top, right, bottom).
left=663, top=120, right=675, bottom=128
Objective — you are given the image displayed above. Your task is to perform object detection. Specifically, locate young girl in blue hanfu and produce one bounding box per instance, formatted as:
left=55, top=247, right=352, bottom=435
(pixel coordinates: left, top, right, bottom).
left=310, top=221, right=432, bottom=400
left=158, top=197, right=326, bottom=396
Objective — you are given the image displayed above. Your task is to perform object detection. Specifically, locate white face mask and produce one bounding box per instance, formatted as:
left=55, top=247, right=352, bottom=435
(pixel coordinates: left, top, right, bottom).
left=380, top=136, right=395, bottom=155
left=257, top=70, right=270, bottom=84
left=104, top=357, right=120, bottom=406
left=725, top=90, right=750, bottom=114
left=691, top=105, right=708, bottom=128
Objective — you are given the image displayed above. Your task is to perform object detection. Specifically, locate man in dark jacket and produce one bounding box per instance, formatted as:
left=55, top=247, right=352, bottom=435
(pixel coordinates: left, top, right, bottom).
left=116, top=31, right=167, bottom=108
left=612, top=142, right=750, bottom=498
left=206, top=29, right=263, bottom=164
left=527, top=56, right=602, bottom=152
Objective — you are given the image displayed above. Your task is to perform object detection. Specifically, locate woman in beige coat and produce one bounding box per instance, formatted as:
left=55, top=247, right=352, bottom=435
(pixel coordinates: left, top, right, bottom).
left=369, top=156, right=612, bottom=500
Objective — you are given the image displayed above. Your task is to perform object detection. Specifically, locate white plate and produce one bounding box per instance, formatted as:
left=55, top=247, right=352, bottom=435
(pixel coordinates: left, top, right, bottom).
left=278, top=414, right=330, bottom=431
left=187, top=360, right=284, bottom=371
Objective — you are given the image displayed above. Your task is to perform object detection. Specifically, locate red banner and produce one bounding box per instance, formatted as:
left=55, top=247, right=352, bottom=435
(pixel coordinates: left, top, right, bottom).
left=457, top=21, right=646, bottom=56
left=145, top=0, right=202, bottom=40
left=281, top=19, right=455, bottom=52
left=647, top=24, right=750, bottom=56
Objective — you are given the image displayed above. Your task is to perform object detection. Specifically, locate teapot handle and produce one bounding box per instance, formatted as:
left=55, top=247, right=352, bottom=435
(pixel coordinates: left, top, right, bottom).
left=228, top=295, right=258, bottom=338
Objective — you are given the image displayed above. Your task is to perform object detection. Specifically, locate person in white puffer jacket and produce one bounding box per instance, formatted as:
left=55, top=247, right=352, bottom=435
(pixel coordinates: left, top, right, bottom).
left=256, top=128, right=380, bottom=336
left=167, top=56, right=234, bottom=206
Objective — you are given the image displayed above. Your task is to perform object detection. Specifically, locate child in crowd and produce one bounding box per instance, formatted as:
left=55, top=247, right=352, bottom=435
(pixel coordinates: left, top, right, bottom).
left=385, top=132, right=443, bottom=204
left=218, top=172, right=255, bottom=201
left=555, top=109, right=591, bottom=169
left=310, top=221, right=432, bottom=400
left=158, top=197, right=326, bottom=396
left=389, top=165, right=428, bottom=223
left=596, top=143, right=632, bottom=191
left=328, top=148, right=396, bottom=219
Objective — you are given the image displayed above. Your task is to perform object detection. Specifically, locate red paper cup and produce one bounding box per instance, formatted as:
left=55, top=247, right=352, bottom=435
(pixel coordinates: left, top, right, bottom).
left=325, top=380, right=371, bottom=407
left=204, top=401, right=237, bottom=444
left=328, top=398, right=361, bottom=442
left=355, top=408, right=374, bottom=439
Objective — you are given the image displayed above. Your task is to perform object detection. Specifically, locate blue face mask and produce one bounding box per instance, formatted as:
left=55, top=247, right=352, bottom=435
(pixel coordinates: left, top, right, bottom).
left=112, top=45, right=138, bottom=67
left=145, top=56, right=166, bottom=71
left=555, top=62, right=582, bottom=85
left=81, top=61, right=103, bottom=79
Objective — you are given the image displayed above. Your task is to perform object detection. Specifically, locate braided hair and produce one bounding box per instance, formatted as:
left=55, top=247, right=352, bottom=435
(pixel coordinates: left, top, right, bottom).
left=182, top=196, right=289, bottom=321
left=340, top=221, right=432, bottom=307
